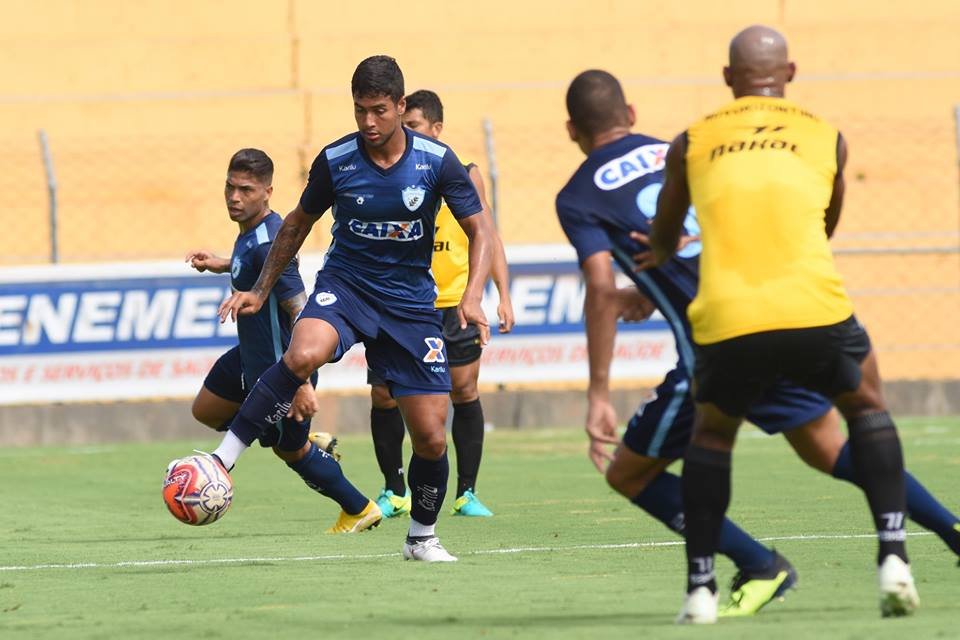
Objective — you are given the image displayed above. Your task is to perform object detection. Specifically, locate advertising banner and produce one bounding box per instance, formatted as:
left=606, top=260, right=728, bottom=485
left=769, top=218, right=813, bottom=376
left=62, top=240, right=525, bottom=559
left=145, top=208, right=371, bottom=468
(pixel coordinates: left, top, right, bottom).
left=0, top=247, right=676, bottom=404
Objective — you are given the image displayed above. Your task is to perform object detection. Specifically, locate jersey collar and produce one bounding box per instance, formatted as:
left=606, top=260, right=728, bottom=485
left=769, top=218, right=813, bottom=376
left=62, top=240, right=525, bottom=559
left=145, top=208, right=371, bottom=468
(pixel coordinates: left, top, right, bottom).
left=357, top=128, right=414, bottom=177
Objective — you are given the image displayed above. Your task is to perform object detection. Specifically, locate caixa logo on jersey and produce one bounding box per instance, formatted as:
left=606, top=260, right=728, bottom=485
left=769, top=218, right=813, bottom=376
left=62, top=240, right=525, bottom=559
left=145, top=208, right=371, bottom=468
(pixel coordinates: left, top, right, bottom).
left=348, top=219, right=424, bottom=242
left=593, top=143, right=669, bottom=191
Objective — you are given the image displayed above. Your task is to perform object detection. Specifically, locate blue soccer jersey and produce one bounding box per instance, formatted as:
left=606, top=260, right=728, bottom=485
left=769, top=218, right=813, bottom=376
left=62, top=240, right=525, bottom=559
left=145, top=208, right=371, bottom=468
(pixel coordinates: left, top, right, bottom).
left=230, top=212, right=305, bottom=383
left=556, top=133, right=702, bottom=374
left=299, top=128, right=482, bottom=310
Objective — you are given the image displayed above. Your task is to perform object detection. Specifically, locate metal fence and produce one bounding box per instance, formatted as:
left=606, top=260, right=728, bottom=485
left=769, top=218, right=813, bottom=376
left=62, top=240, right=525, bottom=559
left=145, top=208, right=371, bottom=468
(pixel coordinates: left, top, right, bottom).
left=4, top=97, right=958, bottom=380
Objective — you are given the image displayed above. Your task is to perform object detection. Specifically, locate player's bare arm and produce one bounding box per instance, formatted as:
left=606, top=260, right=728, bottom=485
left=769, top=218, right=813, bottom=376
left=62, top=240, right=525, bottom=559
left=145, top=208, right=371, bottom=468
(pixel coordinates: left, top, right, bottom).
left=469, top=166, right=514, bottom=333
left=185, top=250, right=230, bottom=274
left=824, top=132, right=848, bottom=238
left=455, top=210, right=493, bottom=345
left=582, top=251, right=624, bottom=471
left=648, top=133, right=691, bottom=267
left=278, top=291, right=318, bottom=422
left=218, top=205, right=318, bottom=323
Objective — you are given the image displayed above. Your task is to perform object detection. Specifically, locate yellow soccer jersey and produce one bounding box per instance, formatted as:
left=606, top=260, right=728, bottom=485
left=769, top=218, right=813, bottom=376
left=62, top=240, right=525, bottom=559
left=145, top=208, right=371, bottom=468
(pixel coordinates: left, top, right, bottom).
left=685, top=96, right=853, bottom=344
left=431, top=162, right=474, bottom=308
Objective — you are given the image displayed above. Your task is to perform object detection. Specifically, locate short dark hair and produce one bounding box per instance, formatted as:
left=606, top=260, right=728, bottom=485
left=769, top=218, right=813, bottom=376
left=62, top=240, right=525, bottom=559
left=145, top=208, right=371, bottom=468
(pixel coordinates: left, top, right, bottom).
left=352, top=55, right=405, bottom=102
left=228, top=148, right=273, bottom=184
left=565, top=70, right=630, bottom=137
left=405, top=89, right=444, bottom=124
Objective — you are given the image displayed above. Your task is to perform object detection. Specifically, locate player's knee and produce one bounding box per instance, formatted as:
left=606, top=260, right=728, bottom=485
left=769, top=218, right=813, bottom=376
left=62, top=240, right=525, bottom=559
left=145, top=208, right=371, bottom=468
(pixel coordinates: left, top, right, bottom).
left=450, top=380, right=478, bottom=405
left=190, top=398, right=219, bottom=430
left=604, top=464, right=635, bottom=498
left=410, top=429, right=447, bottom=460
left=282, top=348, right=324, bottom=380
left=370, top=385, right=397, bottom=410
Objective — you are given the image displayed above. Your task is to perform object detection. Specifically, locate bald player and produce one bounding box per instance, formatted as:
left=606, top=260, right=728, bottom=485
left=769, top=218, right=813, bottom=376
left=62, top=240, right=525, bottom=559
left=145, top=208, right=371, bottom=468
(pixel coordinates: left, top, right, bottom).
left=647, top=26, right=920, bottom=623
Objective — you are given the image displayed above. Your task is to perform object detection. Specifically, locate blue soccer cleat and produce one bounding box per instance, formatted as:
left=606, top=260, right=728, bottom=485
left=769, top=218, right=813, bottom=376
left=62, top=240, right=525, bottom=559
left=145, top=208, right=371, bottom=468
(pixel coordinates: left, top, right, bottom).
left=375, top=489, right=411, bottom=518
left=451, top=489, right=493, bottom=517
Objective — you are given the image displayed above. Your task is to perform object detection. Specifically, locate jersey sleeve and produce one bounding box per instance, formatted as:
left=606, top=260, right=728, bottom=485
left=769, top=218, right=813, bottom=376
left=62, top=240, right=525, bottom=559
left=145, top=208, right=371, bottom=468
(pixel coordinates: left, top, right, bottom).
left=437, top=151, right=482, bottom=219
left=556, top=191, right=613, bottom=264
left=252, top=242, right=305, bottom=302
left=299, top=153, right=335, bottom=216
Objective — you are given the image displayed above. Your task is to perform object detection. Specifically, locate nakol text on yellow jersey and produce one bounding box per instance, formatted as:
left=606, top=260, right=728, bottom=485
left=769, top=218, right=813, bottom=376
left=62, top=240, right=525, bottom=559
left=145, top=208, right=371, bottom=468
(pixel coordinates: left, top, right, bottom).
left=684, top=96, right=853, bottom=344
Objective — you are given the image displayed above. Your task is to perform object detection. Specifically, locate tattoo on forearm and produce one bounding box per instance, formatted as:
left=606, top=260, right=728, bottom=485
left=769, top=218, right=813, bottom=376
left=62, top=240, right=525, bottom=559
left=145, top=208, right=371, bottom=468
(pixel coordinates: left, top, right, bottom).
left=253, top=220, right=309, bottom=296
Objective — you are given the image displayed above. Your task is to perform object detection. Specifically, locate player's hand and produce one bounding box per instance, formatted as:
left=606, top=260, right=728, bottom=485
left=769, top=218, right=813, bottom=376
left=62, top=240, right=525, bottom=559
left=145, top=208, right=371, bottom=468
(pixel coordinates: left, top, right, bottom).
left=185, top=250, right=227, bottom=274
left=288, top=382, right=318, bottom=423
left=458, top=295, right=491, bottom=346
left=616, top=287, right=656, bottom=323
left=585, top=397, right=620, bottom=473
left=628, top=231, right=699, bottom=270
left=497, top=293, right=515, bottom=333
left=218, top=290, right=265, bottom=323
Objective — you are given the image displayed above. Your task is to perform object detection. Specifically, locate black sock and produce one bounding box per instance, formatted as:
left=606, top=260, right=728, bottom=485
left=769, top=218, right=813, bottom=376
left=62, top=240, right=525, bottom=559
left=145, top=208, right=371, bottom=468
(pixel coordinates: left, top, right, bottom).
left=371, top=407, right=406, bottom=496
left=409, top=451, right=449, bottom=526
left=848, top=411, right=909, bottom=564
left=452, top=399, right=485, bottom=497
left=682, top=445, right=732, bottom=594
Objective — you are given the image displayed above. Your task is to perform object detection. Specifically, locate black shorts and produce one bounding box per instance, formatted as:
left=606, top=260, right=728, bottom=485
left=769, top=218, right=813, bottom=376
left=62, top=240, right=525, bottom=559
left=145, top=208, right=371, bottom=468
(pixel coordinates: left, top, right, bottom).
left=693, top=315, right=871, bottom=417
left=366, top=306, right=482, bottom=386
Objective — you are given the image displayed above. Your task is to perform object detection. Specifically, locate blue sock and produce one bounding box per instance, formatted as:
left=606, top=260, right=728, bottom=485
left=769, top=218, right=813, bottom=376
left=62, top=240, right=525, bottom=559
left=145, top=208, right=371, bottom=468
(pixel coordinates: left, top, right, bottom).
left=632, top=471, right=775, bottom=572
left=287, top=442, right=369, bottom=515
left=408, top=451, right=449, bottom=527
left=833, top=441, right=960, bottom=555
left=231, top=359, right=304, bottom=443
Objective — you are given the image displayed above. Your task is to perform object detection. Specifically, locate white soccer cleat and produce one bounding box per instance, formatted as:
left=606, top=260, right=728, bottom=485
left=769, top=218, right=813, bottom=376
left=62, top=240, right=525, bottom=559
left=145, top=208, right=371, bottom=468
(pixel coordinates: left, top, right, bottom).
left=676, top=586, right=719, bottom=624
left=878, top=554, right=919, bottom=617
left=402, top=537, right=458, bottom=562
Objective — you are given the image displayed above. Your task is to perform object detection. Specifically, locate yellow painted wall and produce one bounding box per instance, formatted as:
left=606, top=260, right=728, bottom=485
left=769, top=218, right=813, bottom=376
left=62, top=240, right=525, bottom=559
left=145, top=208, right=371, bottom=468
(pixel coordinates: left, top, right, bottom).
left=1, top=0, right=958, bottom=378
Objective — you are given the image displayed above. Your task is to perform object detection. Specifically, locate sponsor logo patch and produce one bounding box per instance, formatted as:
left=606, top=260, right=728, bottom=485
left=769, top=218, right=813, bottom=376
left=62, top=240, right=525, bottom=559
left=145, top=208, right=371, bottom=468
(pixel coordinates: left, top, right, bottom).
left=593, top=143, right=669, bottom=191
left=315, top=291, right=338, bottom=306
left=422, top=337, right=446, bottom=363
left=348, top=219, right=423, bottom=242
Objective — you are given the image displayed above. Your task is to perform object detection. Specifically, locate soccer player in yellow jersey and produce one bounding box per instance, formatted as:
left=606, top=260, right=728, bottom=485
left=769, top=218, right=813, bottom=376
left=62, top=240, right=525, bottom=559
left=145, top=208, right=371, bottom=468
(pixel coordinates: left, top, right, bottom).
left=647, top=26, right=919, bottom=623
left=366, top=89, right=514, bottom=518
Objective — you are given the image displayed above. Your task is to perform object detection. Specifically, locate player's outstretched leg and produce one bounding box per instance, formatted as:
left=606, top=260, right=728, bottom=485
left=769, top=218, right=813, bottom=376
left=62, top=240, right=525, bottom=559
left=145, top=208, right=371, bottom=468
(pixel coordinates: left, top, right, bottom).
left=274, top=422, right=381, bottom=534
left=833, top=350, right=918, bottom=617
left=607, top=441, right=796, bottom=616
left=399, top=394, right=457, bottom=562
left=370, top=384, right=411, bottom=518
left=831, top=442, right=960, bottom=560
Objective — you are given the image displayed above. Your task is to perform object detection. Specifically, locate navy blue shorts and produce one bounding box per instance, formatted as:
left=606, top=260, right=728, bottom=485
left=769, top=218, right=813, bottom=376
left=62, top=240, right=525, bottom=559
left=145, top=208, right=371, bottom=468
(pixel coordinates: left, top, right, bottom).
left=203, top=345, right=315, bottom=451
left=300, top=271, right=451, bottom=397
left=623, top=368, right=832, bottom=459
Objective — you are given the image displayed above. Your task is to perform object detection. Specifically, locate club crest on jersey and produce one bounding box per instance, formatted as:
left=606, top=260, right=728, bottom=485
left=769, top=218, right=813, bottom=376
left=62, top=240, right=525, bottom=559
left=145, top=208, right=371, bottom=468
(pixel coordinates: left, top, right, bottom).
left=593, top=143, right=670, bottom=191
left=422, top=337, right=446, bottom=363
left=348, top=218, right=423, bottom=242
left=231, top=257, right=242, bottom=279
left=401, top=185, right=426, bottom=211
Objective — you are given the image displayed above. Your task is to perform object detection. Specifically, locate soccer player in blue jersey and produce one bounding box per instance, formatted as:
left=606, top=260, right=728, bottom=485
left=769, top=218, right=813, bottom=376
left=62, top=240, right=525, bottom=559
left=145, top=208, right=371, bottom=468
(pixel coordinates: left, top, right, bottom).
left=215, top=56, right=492, bottom=562
left=556, top=70, right=960, bottom=614
left=185, top=148, right=379, bottom=533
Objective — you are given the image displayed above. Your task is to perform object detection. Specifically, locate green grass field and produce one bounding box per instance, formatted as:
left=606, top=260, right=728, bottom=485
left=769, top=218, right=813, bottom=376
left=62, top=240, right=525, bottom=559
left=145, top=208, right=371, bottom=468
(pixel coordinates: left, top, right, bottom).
left=1, top=417, right=958, bottom=639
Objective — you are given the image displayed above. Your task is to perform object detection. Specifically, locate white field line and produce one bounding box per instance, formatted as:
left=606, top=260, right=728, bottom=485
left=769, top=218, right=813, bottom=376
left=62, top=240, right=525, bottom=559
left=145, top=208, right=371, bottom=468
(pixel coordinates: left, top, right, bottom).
left=0, top=531, right=933, bottom=573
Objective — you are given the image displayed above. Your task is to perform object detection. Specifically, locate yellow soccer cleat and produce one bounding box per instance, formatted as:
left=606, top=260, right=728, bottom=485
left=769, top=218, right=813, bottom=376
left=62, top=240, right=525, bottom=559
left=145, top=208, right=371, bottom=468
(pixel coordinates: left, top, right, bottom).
left=719, top=551, right=797, bottom=617
left=325, top=500, right=382, bottom=534
left=308, top=431, right=341, bottom=461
